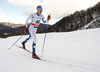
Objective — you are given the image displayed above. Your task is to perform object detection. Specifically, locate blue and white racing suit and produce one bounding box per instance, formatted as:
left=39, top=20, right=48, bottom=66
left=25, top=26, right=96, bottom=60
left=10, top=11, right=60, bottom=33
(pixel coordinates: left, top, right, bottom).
left=24, top=12, right=48, bottom=53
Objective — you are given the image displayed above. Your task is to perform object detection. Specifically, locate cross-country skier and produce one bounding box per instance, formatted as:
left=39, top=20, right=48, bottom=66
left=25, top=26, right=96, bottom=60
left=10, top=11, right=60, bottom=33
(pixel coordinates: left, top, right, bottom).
left=22, top=5, right=51, bottom=59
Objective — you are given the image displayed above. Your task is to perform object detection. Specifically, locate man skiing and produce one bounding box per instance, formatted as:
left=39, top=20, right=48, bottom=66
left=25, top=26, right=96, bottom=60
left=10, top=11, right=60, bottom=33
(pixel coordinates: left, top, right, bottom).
left=22, top=5, right=51, bottom=59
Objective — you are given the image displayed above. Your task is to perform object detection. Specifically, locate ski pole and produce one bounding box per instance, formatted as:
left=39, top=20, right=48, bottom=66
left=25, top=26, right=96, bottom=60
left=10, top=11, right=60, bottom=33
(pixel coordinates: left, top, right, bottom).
left=42, top=24, right=48, bottom=53
left=8, top=33, right=26, bottom=50
left=42, top=14, right=51, bottom=53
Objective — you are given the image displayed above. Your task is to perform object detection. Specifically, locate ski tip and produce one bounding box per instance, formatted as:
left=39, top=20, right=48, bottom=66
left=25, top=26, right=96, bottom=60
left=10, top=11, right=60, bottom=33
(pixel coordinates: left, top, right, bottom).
left=8, top=48, right=10, bottom=50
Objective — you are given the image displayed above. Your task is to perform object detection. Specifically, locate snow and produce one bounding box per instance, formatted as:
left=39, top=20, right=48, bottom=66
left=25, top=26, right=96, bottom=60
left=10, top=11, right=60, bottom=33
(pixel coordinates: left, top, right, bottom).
left=0, top=28, right=100, bottom=72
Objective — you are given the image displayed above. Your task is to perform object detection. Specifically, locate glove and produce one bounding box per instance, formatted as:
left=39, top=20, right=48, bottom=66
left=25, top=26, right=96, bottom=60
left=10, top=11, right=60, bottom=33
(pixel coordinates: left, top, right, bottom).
left=47, top=15, right=51, bottom=20
left=24, top=27, right=28, bottom=33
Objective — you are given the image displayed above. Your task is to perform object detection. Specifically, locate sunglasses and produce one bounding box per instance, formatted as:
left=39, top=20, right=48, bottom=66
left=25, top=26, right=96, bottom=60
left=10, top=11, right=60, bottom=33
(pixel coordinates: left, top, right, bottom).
left=37, top=7, right=43, bottom=11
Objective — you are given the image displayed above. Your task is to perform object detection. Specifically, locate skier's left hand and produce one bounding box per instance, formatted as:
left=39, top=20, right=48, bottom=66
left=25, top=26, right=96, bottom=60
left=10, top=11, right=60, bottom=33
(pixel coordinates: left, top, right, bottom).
left=47, top=15, right=51, bottom=20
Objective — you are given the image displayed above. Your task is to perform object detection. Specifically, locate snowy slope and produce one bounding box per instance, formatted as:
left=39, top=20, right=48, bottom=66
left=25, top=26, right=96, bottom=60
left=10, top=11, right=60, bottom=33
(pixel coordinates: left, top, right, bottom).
left=82, top=18, right=97, bottom=29
left=82, top=16, right=100, bottom=30
left=0, top=28, right=100, bottom=72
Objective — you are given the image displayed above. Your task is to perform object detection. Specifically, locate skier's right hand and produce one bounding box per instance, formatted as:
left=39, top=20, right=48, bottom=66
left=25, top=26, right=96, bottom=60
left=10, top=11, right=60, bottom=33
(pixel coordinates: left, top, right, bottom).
left=24, top=27, right=28, bottom=33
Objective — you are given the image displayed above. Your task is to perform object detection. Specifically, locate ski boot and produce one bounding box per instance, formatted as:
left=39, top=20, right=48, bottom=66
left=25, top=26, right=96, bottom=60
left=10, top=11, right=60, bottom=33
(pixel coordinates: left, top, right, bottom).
left=32, top=52, right=41, bottom=60
left=22, top=42, right=26, bottom=50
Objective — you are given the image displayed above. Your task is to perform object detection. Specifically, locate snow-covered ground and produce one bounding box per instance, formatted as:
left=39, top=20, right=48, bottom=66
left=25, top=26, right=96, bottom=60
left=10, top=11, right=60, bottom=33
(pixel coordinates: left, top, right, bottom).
left=0, top=28, right=100, bottom=72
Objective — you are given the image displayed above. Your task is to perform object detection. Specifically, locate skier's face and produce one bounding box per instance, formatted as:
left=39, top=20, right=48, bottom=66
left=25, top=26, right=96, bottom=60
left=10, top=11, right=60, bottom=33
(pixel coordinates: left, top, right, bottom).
left=37, top=9, right=42, bottom=14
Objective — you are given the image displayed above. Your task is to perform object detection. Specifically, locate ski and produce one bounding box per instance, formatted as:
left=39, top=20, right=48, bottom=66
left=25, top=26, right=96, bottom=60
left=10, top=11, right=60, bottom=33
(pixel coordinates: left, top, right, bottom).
left=14, top=44, right=72, bottom=67
left=41, top=59, right=72, bottom=67
left=14, top=44, right=42, bottom=60
left=14, top=44, right=32, bottom=53
left=32, top=57, right=72, bottom=67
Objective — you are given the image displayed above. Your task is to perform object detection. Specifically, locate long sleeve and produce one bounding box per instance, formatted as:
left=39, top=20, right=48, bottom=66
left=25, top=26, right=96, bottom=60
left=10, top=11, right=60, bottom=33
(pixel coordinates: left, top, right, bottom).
left=42, top=15, right=49, bottom=24
left=25, top=14, right=33, bottom=27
